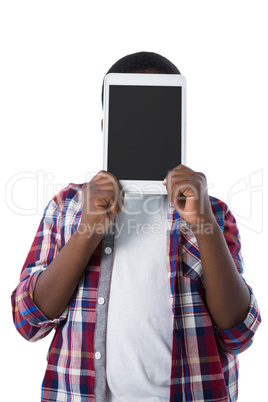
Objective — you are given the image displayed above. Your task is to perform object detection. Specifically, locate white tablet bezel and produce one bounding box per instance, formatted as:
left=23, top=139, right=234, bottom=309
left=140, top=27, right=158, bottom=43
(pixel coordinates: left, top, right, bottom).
left=103, top=73, right=186, bottom=194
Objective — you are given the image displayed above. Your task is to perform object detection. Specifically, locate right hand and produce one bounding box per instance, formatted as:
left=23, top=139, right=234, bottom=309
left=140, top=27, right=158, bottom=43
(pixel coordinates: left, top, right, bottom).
left=78, top=170, right=124, bottom=238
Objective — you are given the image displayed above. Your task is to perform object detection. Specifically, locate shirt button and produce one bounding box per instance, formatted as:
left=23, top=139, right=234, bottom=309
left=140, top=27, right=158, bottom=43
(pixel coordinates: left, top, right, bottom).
left=95, top=351, right=102, bottom=360
left=98, top=297, right=105, bottom=305
left=105, top=246, right=112, bottom=254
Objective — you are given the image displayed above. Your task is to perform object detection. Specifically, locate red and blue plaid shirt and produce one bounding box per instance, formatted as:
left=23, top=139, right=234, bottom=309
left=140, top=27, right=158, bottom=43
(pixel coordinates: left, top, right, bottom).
left=11, top=183, right=261, bottom=401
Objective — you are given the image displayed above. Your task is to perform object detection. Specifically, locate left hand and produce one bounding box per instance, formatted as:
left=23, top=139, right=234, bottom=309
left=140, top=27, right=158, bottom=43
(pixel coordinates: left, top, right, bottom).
left=163, top=164, right=214, bottom=226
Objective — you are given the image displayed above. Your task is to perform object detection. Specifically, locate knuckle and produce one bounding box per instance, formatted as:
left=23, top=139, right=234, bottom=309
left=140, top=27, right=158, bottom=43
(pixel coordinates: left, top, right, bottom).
left=95, top=170, right=109, bottom=180
left=98, top=170, right=108, bottom=179
left=197, top=172, right=207, bottom=183
left=169, top=170, right=175, bottom=180
left=81, top=182, right=91, bottom=194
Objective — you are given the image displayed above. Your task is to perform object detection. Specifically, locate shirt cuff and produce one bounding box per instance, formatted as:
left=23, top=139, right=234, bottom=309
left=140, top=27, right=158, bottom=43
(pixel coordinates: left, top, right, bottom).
left=19, top=269, right=69, bottom=328
left=214, top=287, right=261, bottom=355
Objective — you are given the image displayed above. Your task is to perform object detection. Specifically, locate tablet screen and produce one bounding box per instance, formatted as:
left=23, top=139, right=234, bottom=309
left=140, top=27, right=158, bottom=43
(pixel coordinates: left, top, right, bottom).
left=107, top=85, right=182, bottom=181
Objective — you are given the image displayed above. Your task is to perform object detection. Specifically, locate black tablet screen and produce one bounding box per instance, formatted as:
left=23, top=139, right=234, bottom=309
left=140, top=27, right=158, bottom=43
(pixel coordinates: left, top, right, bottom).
left=108, top=85, right=182, bottom=181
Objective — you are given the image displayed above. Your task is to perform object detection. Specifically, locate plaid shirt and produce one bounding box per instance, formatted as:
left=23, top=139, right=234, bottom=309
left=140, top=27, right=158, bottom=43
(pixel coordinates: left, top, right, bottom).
left=11, top=183, right=261, bottom=401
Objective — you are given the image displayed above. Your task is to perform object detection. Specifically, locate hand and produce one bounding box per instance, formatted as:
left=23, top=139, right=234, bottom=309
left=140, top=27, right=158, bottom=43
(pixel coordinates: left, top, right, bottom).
left=163, top=164, right=214, bottom=227
left=78, top=170, right=124, bottom=238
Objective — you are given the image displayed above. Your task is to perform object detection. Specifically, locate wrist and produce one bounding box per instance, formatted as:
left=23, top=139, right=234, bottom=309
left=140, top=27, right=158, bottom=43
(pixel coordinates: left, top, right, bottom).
left=76, top=221, right=106, bottom=242
left=188, top=215, right=219, bottom=239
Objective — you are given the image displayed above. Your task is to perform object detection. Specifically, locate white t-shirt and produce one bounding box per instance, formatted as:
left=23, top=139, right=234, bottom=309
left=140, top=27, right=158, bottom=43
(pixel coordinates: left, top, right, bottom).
left=106, top=193, right=173, bottom=401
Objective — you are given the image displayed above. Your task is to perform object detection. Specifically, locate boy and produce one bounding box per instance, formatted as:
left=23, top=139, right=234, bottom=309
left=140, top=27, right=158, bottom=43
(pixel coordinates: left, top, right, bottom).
left=12, top=51, right=261, bottom=401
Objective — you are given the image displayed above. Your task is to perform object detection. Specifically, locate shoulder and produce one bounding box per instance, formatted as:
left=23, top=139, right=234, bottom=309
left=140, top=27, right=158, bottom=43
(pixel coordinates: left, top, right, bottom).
left=210, top=196, right=244, bottom=273
left=209, top=195, right=241, bottom=244
left=209, top=195, right=238, bottom=232
left=50, top=183, right=84, bottom=213
left=209, top=196, right=228, bottom=230
left=209, top=195, right=228, bottom=214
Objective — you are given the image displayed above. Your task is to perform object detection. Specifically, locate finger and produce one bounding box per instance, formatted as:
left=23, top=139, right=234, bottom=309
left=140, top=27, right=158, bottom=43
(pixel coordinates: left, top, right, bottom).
left=167, top=175, right=195, bottom=186
left=163, top=164, right=194, bottom=177
left=96, top=188, right=124, bottom=214
left=172, top=164, right=194, bottom=173
left=94, top=191, right=117, bottom=212
left=170, top=183, right=199, bottom=206
left=91, top=170, right=121, bottom=186
left=163, top=167, right=194, bottom=185
left=99, top=182, right=125, bottom=207
left=91, top=172, right=125, bottom=203
left=164, top=171, right=192, bottom=193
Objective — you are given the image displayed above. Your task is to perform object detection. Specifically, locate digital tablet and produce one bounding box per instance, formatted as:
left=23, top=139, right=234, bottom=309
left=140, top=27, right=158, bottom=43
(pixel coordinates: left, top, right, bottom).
left=103, top=73, right=186, bottom=194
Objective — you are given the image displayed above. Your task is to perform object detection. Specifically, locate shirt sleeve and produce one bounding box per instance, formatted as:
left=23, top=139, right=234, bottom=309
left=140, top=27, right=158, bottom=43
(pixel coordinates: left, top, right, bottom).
left=11, top=196, right=68, bottom=342
left=213, top=207, right=262, bottom=355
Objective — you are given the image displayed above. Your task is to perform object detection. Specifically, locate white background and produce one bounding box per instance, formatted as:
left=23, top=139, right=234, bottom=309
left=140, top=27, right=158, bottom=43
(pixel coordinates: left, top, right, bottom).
left=1, top=1, right=267, bottom=400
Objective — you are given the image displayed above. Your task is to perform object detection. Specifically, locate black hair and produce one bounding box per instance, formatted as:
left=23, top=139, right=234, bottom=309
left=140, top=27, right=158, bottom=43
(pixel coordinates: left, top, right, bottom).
left=101, top=51, right=180, bottom=107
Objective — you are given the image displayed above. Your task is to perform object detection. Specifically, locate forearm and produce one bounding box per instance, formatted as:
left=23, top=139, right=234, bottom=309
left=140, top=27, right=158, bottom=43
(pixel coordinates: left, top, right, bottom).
left=194, top=218, right=251, bottom=330
left=33, top=230, right=103, bottom=320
